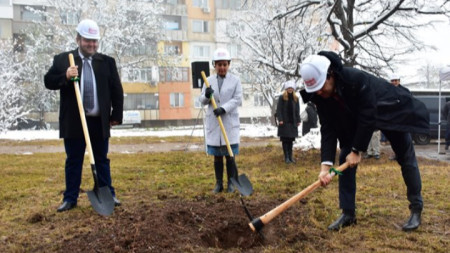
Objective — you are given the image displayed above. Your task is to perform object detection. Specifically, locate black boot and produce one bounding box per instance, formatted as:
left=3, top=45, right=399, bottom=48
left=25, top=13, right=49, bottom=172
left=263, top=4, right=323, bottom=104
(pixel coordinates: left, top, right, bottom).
left=282, top=142, right=291, bottom=164
left=213, top=160, right=224, bottom=193
left=328, top=213, right=357, bottom=231
left=288, top=141, right=296, bottom=163
left=402, top=211, right=421, bottom=231
left=226, top=158, right=237, bottom=193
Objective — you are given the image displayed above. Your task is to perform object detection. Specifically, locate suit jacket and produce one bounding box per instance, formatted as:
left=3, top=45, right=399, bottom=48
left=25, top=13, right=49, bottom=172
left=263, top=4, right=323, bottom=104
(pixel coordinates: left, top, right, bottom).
left=301, top=67, right=429, bottom=163
left=44, top=49, right=124, bottom=139
left=199, top=73, right=242, bottom=146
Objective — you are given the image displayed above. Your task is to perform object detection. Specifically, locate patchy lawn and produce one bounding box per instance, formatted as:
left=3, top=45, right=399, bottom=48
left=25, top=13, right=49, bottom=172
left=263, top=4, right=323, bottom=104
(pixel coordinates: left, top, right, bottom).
left=0, top=143, right=448, bottom=252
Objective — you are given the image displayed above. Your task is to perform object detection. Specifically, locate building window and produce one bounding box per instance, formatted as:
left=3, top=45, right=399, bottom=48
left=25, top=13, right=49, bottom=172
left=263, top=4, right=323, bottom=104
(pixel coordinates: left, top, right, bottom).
left=124, top=93, right=159, bottom=110
left=60, top=11, right=79, bottom=25
left=192, top=20, right=208, bottom=33
left=126, top=43, right=154, bottom=56
left=21, top=6, right=46, bottom=22
left=122, top=68, right=155, bottom=83
left=216, top=0, right=242, bottom=9
left=228, top=44, right=241, bottom=58
left=192, top=0, right=207, bottom=8
left=254, top=94, right=268, bottom=107
left=165, top=43, right=182, bottom=55
left=192, top=45, right=210, bottom=58
left=170, top=93, right=185, bottom=107
left=164, top=15, right=181, bottom=30
left=159, top=67, right=189, bottom=82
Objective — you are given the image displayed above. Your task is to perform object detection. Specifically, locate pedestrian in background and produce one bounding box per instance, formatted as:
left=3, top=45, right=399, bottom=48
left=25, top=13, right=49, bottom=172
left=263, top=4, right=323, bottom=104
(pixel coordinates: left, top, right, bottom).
left=276, top=80, right=301, bottom=164
left=387, top=73, right=410, bottom=160
left=442, top=99, right=450, bottom=151
left=364, top=130, right=380, bottom=159
left=199, top=48, right=242, bottom=193
left=299, top=51, right=429, bottom=232
left=302, top=101, right=318, bottom=136
left=44, top=19, right=123, bottom=212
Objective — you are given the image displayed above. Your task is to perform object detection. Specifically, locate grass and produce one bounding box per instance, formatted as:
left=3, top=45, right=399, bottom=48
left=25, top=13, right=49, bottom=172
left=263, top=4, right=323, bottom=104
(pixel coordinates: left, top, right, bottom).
left=0, top=139, right=448, bottom=252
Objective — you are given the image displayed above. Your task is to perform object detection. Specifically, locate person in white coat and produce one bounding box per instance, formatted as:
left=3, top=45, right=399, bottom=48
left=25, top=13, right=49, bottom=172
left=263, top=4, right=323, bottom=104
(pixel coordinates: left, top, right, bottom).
left=199, top=48, right=243, bottom=193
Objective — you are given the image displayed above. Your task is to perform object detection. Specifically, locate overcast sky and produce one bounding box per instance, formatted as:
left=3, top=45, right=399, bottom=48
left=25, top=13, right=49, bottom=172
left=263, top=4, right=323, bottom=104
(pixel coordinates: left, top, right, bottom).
left=400, top=17, right=450, bottom=83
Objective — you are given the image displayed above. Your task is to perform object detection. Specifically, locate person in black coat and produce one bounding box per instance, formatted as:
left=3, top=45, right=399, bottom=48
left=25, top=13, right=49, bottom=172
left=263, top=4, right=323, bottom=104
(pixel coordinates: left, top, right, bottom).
left=44, top=19, right=124, bottom=212
left=299, top=51, right=429, bottom=232
left=442, top=100, right=450, bottom=150
left=276, top=80, right=300, bottom=164
left=302, top=101, right=318, bottom=136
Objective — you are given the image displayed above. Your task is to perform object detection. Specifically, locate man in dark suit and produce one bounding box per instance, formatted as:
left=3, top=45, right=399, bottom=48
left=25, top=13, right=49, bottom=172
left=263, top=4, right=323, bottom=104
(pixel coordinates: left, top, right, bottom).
left=44, top=19, right=124, bottom=212
left=299, top=51, right=429, bottom=232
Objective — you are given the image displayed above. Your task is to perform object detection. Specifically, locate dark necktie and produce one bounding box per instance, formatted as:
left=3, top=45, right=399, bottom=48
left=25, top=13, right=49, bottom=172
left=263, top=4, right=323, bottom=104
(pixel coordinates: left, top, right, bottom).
left=83, top=58, right=94, bottom=112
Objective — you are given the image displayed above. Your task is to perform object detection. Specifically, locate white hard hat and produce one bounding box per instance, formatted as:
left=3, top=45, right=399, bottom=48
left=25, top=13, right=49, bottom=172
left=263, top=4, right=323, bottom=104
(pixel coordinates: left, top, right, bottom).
left=390, top=73, right=400, bottom=81
left=212, top=48, right=231, bottom=63
left=76, top=19, right=100, bottom=40
left=283, top=80, right=297, bottom=90
left=300, top=55, right=331, bottom=93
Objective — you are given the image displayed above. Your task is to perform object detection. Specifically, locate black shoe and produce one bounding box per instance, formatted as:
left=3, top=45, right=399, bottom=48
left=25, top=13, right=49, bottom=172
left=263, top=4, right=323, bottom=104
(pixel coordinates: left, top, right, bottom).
left=402, top=211, right=421, bottom=231
left=57, top=201, right=77, bottom=212
left=113, top=197, right=121, bottom=207
left=212, top=183, right=223, bottom=193
left=285, top=157, right=292, bottom=164
left=227, top=181, right=235, bottom=193
left=374, top=155, right=380, bottom=159
left=328, top=214, right=357, bottom=231
left=363, top=154, right=372, bottom=159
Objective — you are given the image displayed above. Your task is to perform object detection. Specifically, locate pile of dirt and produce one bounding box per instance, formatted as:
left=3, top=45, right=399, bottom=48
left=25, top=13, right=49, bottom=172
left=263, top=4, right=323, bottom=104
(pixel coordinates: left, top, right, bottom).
left=60, top=195, right=318, bottom=252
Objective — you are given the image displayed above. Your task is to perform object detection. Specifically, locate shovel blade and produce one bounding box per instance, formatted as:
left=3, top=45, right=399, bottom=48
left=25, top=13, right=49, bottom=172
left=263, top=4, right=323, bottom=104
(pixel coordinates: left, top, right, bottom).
left=230, top=174, right=253, bottom=196
left=87, top=186, right=115, bottom=216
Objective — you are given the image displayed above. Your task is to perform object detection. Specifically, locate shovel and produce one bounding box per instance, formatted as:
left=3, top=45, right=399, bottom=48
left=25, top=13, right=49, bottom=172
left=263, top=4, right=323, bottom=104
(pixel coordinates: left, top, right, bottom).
left=68, top=53, right=115, bottom=216
left=200, top=71, right=253, bottom=196
left=249, top=162, right=349, bottom=232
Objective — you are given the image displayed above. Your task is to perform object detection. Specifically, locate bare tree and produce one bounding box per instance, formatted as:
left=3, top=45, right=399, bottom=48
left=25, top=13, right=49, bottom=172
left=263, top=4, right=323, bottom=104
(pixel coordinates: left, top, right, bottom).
left=272, top=0, right=450, bottom=74
left=0, top=40, right=29, bottom=132
left=230, top=0, right=331, bottom=121
left=14, top=0, right=169, bottom=125
left=233, top=0, right=449, bottom=125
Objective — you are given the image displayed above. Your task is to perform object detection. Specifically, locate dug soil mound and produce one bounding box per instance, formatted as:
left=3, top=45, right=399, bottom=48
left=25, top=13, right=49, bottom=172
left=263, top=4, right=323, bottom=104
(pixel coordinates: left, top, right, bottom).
left=60, top=195, right=318, bottom=252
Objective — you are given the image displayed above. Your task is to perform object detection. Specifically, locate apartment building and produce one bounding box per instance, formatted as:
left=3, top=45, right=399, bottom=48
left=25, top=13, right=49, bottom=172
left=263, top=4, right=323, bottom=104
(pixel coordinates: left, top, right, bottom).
left=7, top=0, right=271, bottom=129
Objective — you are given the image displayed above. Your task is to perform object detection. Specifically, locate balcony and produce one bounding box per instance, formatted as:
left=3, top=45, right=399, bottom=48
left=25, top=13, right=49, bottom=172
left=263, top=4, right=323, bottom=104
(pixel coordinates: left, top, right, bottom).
left=161, top=4, right=187, bottom=16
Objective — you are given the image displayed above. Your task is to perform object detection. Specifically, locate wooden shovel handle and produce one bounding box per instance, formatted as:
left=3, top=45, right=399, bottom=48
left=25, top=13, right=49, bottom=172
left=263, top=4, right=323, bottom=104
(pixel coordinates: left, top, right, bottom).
left=68, top=53, right=95, bottom=165
left=249, top=162, right=349, bottom=232
left=200, top=71, right=234, bottom=157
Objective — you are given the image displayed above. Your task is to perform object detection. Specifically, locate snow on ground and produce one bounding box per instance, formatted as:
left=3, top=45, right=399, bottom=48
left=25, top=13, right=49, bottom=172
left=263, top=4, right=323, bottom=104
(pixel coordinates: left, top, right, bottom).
left=0, top=124, right=321, bottom=150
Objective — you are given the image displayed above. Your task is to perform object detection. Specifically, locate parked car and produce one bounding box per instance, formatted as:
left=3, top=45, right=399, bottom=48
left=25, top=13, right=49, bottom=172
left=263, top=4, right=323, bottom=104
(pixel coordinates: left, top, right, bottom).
left=411, top=94, right=449, bottom=145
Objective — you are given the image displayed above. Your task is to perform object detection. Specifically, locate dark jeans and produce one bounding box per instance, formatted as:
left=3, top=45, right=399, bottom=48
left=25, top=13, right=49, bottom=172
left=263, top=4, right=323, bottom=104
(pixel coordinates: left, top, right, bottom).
left=338, top=131, right=423, bottom=212
left=62, top=117, right=115, bottom=203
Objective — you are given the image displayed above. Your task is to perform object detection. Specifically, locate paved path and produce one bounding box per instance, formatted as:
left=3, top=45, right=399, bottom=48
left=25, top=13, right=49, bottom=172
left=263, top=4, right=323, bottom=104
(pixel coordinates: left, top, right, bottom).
left=1, top=139, right=448, bottom=163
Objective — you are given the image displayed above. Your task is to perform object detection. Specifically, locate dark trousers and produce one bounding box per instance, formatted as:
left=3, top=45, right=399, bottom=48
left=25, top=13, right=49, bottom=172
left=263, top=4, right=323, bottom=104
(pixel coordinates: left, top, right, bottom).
left=338, top=131, right=423, bottom=212
left=446, top=122, right=450, bottom=145
left=62, top=117, right=115, bottom=203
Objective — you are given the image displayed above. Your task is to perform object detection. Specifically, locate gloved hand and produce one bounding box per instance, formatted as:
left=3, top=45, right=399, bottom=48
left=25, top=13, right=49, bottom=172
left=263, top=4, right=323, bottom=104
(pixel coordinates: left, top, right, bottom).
left=213, top=107, right=226, bottom=117
left=205, top=87, right=214, bottom=99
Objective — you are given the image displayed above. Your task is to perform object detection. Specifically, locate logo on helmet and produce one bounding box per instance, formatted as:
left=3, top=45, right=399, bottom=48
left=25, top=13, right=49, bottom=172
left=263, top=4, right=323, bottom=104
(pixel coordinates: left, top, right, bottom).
left=88, top=28, right=98, bottom=35
left=304, top=78, right=317, bottom=87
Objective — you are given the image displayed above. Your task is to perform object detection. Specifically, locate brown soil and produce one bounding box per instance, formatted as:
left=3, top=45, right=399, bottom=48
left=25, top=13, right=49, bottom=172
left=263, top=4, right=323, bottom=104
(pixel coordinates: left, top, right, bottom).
left=53, top=195, right=318, bottom=253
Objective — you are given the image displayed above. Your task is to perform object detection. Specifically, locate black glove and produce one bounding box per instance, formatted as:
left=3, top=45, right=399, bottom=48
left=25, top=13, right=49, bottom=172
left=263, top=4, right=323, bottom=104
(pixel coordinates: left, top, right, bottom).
left=213, top=107, right=226, bottom=117
left=205, top=87, right=214, bottom=99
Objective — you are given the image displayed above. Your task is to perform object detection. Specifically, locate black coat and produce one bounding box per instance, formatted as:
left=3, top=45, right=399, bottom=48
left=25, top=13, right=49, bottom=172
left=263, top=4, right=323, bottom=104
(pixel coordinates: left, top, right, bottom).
left=44, top=49, right=124, bottom=139
left=301, top=67, right=429, bottom=163
left=302, top=102, right=318, bottom=135
left=276, top=94, right=300, bottom=138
